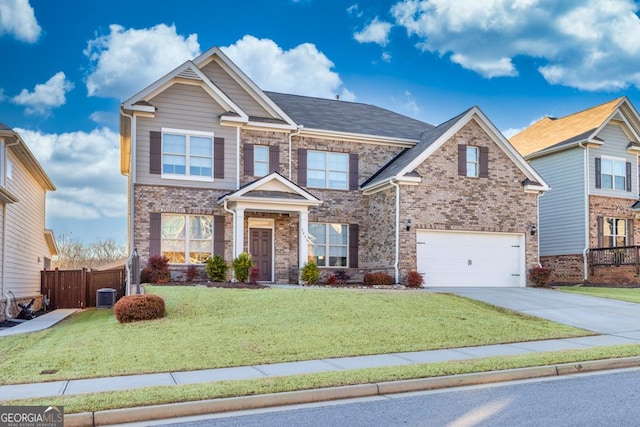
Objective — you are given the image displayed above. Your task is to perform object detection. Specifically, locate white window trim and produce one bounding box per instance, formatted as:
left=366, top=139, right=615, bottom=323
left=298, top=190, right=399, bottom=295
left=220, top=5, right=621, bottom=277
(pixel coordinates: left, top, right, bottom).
left=161, top=213, right=214, bottom=265
left=308, top=223, right=349, bottom=268
left=600, top=155, right=627, bottom=191
left=161, top=127, right=215, bottom=182
left=307, top=150, right=349, bottom=190
left=253, top=145, right=269, bottom=177
left=466, top=146, right=479, bottom=178
left=603, top=217, right=627, bottom=248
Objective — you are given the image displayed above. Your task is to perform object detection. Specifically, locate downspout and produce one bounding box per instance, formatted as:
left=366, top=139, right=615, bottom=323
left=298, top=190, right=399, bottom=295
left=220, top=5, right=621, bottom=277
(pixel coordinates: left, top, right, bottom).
left=579, top=142, right=589, bottom=281
left=288, top=126, right=302, bottom=180
left=389, top=179, right=400, bottom=284
left=536, top=192, right=543, bottom=268
left=236, top=126, right=241, bottom=189
left=2, top=138, right=20, bottom=301
left=223, top=199, right=236, bottom=259
left=120, top=108, right=136, bottom=256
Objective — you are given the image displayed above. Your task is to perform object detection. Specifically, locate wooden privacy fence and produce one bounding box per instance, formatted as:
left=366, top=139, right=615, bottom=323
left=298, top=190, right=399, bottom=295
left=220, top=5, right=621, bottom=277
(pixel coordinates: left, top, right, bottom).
left=41, top=267, right=126, bottom=309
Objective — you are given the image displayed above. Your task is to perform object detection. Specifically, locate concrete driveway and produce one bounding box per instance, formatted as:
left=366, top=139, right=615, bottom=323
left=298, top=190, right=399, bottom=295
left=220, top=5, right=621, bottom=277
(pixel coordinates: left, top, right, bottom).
left=428, top=287, right=640, bottom=339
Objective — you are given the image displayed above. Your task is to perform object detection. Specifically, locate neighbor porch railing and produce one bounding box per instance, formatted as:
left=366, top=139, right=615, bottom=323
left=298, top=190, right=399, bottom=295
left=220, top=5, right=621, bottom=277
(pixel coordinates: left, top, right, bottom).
left=589, top=245, right=640, bottom=275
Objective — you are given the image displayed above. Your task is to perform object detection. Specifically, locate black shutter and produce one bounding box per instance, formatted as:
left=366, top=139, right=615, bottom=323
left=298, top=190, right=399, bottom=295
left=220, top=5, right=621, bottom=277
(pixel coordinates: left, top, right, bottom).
left=349, top=153, right=359, bottom=190
left=298, top=148, right=307, bottom=186
left=214, top=137, right=225, bottom=179
left=626, top=162, right=632, bottom=192
left=244, top=143, right=254, bottom=176
left=150, top=131, right=162, bottom=174
left=214, top=215, right=225, bottom=257
left=349, top=224, right=359, bottom=268
left=479, top=146, right=489, bottom=178
left=597, top=216, right=603, bottom=248
left=269, top=145, right=280, bottom=173
left=595, top=157, right=602, bottom=189
left=150, top=213, right=162, bottom=257
left=458, top=144, right=466, bottom=176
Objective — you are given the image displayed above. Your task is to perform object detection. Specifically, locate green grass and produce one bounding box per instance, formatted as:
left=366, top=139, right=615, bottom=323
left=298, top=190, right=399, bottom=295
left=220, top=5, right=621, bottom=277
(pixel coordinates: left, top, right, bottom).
left=0, top=286, right=590, bottom=385
left=559, top=285, right=640, bottom=304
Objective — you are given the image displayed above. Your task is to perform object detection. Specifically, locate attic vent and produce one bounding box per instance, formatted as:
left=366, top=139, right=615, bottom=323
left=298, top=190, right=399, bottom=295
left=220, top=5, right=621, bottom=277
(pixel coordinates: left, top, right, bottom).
left=177, top=67, right=200, bottom=80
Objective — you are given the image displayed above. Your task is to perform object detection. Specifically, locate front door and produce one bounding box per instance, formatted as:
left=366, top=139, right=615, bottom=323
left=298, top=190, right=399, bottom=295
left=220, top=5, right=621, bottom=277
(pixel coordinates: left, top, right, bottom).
left=249, top=228, right=273, bottom=282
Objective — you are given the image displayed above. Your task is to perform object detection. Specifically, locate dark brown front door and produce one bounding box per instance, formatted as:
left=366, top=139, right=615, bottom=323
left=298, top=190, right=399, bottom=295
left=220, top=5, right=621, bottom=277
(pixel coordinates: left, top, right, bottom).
left=250, top=228, right=272, bottom=281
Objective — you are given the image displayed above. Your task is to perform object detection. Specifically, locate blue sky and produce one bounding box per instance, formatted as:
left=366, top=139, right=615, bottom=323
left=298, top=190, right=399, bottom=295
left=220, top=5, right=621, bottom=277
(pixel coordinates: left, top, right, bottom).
left=2, top=0, right=640, bottom=244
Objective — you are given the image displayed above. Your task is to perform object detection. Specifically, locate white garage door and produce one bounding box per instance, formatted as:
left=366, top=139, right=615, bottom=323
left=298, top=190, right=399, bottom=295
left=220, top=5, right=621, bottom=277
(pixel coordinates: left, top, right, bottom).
left=416, top=230, right=525, bottom=287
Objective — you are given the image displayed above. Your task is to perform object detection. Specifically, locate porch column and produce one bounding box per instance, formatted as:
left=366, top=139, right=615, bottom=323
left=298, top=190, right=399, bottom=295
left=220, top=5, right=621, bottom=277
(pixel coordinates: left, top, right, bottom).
left=235, top=208, right=245, bottom=258
left=299, top=210, right=309, bottom=270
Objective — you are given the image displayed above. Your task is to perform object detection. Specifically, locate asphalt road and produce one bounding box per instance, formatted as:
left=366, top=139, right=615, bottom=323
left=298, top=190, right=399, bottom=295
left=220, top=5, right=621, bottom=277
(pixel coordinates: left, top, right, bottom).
left=150, top=367, right=640, bottom=427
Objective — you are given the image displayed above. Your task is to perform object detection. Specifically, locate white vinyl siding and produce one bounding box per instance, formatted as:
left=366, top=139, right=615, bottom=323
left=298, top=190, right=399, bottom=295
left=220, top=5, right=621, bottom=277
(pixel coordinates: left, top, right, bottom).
left=531, top=148, right=586, bottom=256
left=590, top=123, right=636, bottom=199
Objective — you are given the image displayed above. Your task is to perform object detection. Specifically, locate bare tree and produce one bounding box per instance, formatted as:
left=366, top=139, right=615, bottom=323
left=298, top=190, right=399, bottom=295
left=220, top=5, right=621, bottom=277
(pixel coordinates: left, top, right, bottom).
left=52, top=234, right=127, bottom=270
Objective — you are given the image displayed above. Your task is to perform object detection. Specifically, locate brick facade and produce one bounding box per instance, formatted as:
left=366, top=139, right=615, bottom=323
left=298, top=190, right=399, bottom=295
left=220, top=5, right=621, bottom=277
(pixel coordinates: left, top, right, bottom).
left=540, top=255, right=585, bottom=284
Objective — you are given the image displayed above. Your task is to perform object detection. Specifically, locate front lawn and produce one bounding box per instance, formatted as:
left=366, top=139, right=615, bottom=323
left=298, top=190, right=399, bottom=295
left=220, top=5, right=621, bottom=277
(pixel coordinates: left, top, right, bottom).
left=0, top=286, right=590, bottom=385
left=559, top=286, right=640, bottom=304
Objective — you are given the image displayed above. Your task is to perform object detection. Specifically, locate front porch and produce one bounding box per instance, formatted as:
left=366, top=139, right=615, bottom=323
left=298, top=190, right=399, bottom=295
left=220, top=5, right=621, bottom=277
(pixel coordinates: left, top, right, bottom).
left=589, top=246, right=640, bottom=284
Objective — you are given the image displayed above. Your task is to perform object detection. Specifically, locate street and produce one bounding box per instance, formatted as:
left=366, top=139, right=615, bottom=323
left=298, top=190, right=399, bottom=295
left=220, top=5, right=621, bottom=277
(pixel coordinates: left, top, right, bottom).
left=148, top=367, right=640, bottom=427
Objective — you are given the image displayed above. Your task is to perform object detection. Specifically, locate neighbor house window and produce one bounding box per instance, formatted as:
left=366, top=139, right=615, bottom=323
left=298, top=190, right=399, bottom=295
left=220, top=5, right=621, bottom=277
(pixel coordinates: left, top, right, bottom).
left=307, top=151, right=348, bottom=189
left=466, top=146, right=479, bottom=177
left=601, top=158, right=626, bottom=190
left=254, top=145, right=269, bottom=177
left=161, top=214, right=213, bottom=264
left=308, top=223, right=348, bottom=267
left=603, top=217, right=627, bottom=248
left=162, top=130, right=213, bottom=179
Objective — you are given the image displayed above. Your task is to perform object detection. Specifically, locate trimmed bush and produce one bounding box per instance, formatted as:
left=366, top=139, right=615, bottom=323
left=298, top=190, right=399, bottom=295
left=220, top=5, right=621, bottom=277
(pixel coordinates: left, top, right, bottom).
left=205, top=254, right=228, bottom=282
left=185, top=265, right=200, bottom=282
left=363, top=272, right=394, bottom=286
left=529, top=266, right=551, bottom=287
left=114, top=294, right=165, bottom=323
left=326, top=274, right=338, bottom=285
left=333, top=270, right=350, bottom=284
left=405, top=271, right=424, bottom=288
left=140, top=255, right=171, bottom=284
left=300, top=261, right=319, bottom=285
left=232, top=252, right=253, bottom=283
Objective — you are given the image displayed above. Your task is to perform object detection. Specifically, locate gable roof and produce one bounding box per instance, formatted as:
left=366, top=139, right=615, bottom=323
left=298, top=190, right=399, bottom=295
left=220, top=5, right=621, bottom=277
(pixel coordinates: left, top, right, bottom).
left=218, top=172, right=321, bottom=207
left=0, top=124, right=55, bottom=191
left=265, top=91, right=433, bottom=141
left=362, top=106, right=548, bottom=193
left=509, top=97, right=640, bottom=157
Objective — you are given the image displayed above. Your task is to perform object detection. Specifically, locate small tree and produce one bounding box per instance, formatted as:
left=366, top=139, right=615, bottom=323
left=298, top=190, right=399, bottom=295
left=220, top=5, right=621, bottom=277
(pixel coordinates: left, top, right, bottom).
left=232, top=252, right=253, bottom=282
left=140, top=255, right=171, bottom=284
left=206, top=254, right=228, bottom=282
left=300, top=261, right=319, bottom=285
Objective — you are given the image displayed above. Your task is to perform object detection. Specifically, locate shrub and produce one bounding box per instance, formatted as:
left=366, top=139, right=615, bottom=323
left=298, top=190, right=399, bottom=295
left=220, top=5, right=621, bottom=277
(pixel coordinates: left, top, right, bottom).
left=326, top=274, right=338, bottom=285
left=300, top=261, right=319, bottom=285
left=185, top=265, right=200, bottom=282
left=405, top=271, right=424, bottom=288
left=205, top=254, right=228, bottom=282
left=114, top=294, right=165, bottom=323
left=363, top=272, right=394, bottom=286
left=232, top=252, right=253, bottom=282
left=529, top=266, right=551, bottom=287
left=140, top=255, right=171, bottom=284
left=249, top=267, right=259, bottom=285
left=333, top=270, right=350, bottom=284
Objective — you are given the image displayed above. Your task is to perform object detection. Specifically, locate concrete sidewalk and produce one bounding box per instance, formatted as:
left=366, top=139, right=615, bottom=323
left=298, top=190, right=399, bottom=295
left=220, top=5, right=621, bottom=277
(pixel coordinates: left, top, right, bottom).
left=0, top=308, right=78, bottom=336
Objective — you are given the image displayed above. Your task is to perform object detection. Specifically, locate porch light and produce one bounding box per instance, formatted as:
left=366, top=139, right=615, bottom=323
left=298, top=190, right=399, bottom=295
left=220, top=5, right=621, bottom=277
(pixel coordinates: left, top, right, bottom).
left=530, top=225, right=537, bottom=236
left=406, top=219, right=411, bottom=232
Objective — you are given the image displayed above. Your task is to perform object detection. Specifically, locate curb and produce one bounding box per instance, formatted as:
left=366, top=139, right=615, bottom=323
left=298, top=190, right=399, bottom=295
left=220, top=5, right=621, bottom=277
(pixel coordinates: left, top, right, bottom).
left=64, top=356, right=640, bottom=427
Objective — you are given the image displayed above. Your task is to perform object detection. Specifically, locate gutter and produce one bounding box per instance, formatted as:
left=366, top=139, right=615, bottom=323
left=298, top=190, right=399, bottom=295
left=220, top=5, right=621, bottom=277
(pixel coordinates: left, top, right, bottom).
left=120, top=108, right=136, bottom=257
left=288, top=126, right=302, bottom=180
left=579, top=142, right=589, bottom=281
left=389, top=179, right=400, bottom=284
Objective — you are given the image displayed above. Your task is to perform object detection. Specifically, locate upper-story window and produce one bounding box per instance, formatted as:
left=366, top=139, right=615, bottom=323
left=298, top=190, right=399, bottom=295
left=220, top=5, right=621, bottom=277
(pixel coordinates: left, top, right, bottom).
left=254, top=145, right=269, bottom=177
left=466, top=146, right=479, bottom=177
left=601, top=157, right=626, bottom=190
left=307, top=151, right=348, bottom=189
left=162, top=129, right=213, bottom=180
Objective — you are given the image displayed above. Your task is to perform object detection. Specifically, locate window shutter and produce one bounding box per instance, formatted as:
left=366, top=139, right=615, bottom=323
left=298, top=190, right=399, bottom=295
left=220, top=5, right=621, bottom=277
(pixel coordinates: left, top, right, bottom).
left=298, top=148, right=307, bottom=186
left=349, top=153, right=359, bottom=190
left=626, top=162, right=632, bottom=192
left=214, top=215, right=225, bottom=257
left=479, top=146, right=489, bottom=178
left=244, top=144, right=254, bottom=176
left=349, top=224, right=359, bottom=268
left=627, top=219, right=634, bottom=246
left=458, top=144, right=467, bottom=176
left=150, top=131, right=162, bottom=175
left=150, top=213, right=162, bottom=257
left=597, top=216, right=603, bottom=248
left=214, top=137, right=225, bottom=179
left=269, top=145, right=280, bottom=173
left=595, top=157, right=601, bottom=189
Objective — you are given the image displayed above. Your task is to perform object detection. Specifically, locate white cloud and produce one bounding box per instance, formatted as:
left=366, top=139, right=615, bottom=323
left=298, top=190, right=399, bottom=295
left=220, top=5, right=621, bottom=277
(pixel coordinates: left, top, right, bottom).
left=502, top=116, right=545, bottom=139
left=391, top=0, right=640, bottom=90
left=12, top=72, right=74, bottom=115
left=381, top=52, right=392, bottom=63
left=89, top=111, right=118, bottom=127
left=222, top=35, right=355, bottom=101
left=391, top=90, right=422, bottom=118
left=84, top=24, right=201, bottom=100
left=353, top=17, right=393, bottom=46
left=15, top=127, right=126, bottom=220
left=0, top=0, right=41, bottom=42
left=347, top=4, right=363, bottom=18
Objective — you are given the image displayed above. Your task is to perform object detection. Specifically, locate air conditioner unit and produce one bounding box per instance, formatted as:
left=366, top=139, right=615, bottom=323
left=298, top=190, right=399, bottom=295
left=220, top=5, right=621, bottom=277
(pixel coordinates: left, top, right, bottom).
left=96, top=288, right=117, bottom=309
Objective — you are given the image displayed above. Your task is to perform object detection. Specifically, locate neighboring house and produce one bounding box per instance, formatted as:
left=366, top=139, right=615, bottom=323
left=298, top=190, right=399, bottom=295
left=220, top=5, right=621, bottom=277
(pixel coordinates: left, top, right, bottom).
left=119, top=46, right=547, bottom=287
left=510, top=97, right=640, bottom=284
left=0, top=123, right=57, bottom=320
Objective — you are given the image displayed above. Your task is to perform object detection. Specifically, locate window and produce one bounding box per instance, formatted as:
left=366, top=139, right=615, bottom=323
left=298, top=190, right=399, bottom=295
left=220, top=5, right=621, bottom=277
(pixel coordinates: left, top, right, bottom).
left=466, top=146, right=479, bottom=177
left=308, top=223, right=348, bottom=267
left=603, top=217, right=627, bottom=248
left=601, top=158, right=626, bottom=190
left=307, top=151, right=348, bottom=189
left=161, top=214, right=213, bottom=264
left=6, top=160, right=12, bottom=181
left=254, top=145, right=269, bottom=177
left=162, top=130, right=213, bottom=179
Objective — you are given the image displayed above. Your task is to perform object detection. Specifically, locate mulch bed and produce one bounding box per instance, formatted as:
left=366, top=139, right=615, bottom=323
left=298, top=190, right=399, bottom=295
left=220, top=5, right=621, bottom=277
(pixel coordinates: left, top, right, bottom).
left=153, top=282, right=269, bottom=289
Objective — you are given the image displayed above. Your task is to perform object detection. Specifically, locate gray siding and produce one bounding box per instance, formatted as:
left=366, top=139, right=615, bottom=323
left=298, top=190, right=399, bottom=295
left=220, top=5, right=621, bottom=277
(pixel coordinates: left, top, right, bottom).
left=589, top=123, right=637, bottom=199
left=136, top=83, right=237, bottom=190
left=532, top=148, right=586, bottom=255
left=200, top=60, right=274, bottom=119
